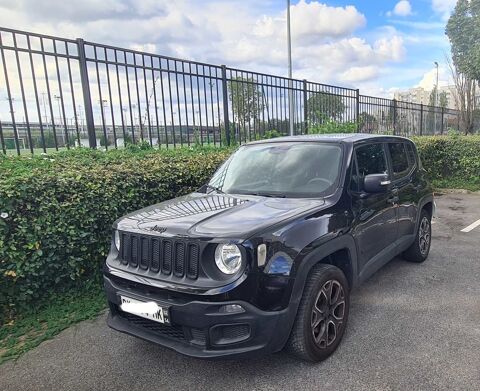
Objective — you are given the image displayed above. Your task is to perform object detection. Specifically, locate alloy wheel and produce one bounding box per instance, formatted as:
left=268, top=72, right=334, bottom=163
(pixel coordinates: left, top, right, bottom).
left=311, top=279, right=346, bottom=348
left=418, top=216, right=431, bottom=256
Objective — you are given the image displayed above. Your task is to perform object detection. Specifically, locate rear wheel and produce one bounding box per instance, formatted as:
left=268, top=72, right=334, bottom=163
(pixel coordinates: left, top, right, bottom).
left=286, top=264, right=349, bottom=362
left=403, top=209, right=431, bottom=263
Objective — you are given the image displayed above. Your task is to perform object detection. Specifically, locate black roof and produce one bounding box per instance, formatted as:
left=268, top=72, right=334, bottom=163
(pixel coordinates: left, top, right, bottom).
left=247, top=133, right=410, bottom=145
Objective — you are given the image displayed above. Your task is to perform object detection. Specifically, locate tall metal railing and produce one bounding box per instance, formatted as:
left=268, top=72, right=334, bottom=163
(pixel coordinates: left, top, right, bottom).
left=0, top=27, right=461, bottom=155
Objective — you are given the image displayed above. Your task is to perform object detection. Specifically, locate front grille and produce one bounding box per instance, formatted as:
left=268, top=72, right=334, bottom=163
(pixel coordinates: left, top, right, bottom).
left=119, top=232, right=200, bottom=280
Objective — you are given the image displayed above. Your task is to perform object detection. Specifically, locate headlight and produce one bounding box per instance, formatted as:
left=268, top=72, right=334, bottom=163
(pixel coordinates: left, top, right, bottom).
left=114, top=230, right=121, bottom=251
left=215, top=244, right=242, bottom=274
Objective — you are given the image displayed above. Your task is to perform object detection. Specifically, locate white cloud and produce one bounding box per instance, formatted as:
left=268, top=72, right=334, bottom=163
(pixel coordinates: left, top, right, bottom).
left=290, top=1, right=366, bottom=41
left=416, top=66, right=451, bottom=90
left=374, top=36, right=406, bottom=62
left=341, top=66, right=379, bottom=82
left=387, top=0, right=413, bottom=17
left=252, top=0, right=366, bottom=46
left=294, top=35, right=405, bottom=85
left=431, top=0, right=457, bottom=20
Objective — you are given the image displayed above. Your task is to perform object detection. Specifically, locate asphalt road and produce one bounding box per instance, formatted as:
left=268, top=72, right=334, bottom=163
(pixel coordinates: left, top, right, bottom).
left=1, top=192, right=480, bottom=391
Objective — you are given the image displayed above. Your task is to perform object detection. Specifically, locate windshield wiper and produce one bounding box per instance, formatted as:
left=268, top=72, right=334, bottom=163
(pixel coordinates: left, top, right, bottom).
left=205, top=184, right=226, bottom=194
left=249, top=192, right=286, bottom=198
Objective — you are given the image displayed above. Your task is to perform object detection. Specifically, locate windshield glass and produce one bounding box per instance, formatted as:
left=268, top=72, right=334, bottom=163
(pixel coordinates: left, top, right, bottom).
left=208, top=142, right=343, bottom=197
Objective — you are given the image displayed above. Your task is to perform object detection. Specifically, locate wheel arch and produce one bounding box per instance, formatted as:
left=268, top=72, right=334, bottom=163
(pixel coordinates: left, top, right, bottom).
left=416, top=194, right=434, bottom=231
left=278, top=234, right=358, bottom=350
left=422, top=200, right=434, bottom=218
left=294, top=234, right=358, bottom=290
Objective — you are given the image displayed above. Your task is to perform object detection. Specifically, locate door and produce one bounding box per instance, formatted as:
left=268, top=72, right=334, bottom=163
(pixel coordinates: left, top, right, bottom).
left=350, top=143, right=398, bottom=278
left=386, top=141, right=417, bottom=243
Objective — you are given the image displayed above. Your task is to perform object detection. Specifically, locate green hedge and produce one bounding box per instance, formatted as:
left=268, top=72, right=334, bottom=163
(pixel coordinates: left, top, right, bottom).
left=0, top=147, right=231, bottom=318
left=1, top=136, right=479, bottom=318
left=412, top=135, right=480, bottom=190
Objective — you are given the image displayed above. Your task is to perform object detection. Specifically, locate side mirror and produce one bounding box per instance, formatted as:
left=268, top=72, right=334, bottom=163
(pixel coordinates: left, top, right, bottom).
left=363, top=173, right=390, bottom=193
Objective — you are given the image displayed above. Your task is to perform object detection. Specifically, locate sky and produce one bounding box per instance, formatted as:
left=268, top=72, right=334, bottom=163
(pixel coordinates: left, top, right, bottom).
left=0, top=0, right=457, bottom=99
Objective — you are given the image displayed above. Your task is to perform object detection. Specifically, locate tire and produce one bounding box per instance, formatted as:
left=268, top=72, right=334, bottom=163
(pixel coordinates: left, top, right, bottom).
left=286, top=264, right=350, bottom=362
left=403, top=209, right=432, bottom=263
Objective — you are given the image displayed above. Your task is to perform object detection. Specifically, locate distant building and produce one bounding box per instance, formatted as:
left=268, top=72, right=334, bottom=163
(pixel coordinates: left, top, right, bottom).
left=393, top=85, right=459, bottom=109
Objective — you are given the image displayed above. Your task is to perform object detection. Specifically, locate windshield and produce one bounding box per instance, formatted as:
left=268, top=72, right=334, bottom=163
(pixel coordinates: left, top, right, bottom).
left=208, top=142, right=343, bottom=198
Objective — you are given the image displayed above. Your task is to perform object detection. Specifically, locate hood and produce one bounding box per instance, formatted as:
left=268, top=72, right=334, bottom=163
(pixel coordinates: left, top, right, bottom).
left=115, top=192, right=325, bottom=239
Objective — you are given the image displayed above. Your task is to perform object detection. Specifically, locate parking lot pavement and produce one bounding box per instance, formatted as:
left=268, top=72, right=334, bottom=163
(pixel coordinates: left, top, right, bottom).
left=1, top=192, right=480, bottom=391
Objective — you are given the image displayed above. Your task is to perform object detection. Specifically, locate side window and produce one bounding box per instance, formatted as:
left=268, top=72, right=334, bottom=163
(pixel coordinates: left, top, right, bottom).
left=354, top=144, right=388, bottom=191
left=405, top=143, right=417, bottom=167
left=388, top=142, right=409, bottom=178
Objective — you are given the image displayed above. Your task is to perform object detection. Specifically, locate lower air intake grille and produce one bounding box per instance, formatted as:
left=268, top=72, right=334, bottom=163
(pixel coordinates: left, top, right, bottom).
left=119, top=311, right=186, bottom=342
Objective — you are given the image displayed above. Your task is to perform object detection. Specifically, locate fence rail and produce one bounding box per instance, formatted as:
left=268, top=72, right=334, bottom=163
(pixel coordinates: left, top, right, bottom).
left=0, top=26, right=461, bottom=155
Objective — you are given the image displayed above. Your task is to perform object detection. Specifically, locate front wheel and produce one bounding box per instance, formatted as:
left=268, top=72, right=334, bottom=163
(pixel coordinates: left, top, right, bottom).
left=286, top=264, right=350, bottom=362
left=403, top=209, right=431, bottom=263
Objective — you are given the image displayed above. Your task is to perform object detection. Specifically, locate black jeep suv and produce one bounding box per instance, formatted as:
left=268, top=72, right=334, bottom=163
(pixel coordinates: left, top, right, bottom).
left=104, top=134, right=434, bottom=362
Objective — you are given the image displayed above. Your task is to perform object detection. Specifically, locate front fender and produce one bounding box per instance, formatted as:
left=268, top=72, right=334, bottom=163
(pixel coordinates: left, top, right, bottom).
left=274, top=234, right=358, bottom=350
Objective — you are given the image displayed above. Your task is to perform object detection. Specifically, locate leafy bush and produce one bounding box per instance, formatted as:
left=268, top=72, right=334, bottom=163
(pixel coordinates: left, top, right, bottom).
left=0, top=147, right=231, bottom=318
left=412, top=135, right=480, bottom=190
left=256, top=129, right=282, bottom=140
left=309, top=120, right=357, bottom=134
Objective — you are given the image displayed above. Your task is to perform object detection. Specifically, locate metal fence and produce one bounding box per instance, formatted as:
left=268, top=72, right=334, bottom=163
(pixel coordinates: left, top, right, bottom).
left=0, top=27, right=461, bottom=155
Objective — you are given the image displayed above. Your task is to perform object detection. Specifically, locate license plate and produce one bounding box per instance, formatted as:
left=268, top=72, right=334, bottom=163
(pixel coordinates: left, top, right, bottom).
left=120, top=295, right=169, bottom=324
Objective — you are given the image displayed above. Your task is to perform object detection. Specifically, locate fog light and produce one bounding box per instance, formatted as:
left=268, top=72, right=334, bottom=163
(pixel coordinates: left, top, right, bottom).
left=219, top=304, right=245, bottom=314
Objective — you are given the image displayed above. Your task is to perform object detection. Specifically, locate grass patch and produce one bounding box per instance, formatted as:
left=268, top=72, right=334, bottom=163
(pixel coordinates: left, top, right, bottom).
left=0, top=284, right=106, bottom=365
left=432, top=179, right=480, bottom=192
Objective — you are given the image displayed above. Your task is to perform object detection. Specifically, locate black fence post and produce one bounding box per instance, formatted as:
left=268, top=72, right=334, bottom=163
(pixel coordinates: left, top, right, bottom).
left=420, top=103, right=423, bottom=136
left=355, top=89, right=360, bottom=132
left=303, top=79, right=308, bottom=133
left=0, top=120, right=5, bottom=155
left=77, top=38, right=96, bottom=149
left=393, top=99, right=397, bottom=135
left=441, top=107, right=445, bottom=134
left=221, top=65, right=230, bottom=146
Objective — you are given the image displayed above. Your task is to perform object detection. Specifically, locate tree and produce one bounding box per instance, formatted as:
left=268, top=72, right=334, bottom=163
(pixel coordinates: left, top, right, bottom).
left=439, top=91, right=448, bottom=108
left=228, top=77, right=265, bottom=130
left=426, top=88, right=439, bottom=133
left=358, top=112, right=378, bottom=133
left=307, top=92, right=345, bottom=126
left=446, top=0, right=479, bottom=134
left=446, top=0, right=480, bottom=84
left=446, top=56, right=477, bottom=134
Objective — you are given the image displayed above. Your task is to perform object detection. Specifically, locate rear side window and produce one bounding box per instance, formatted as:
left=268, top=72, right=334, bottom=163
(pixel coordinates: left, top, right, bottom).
left=351, top=143, right=388, bottom=191
left=388, top=143, right=409, bottom=177
left=405, top=143, right=417, bottom=166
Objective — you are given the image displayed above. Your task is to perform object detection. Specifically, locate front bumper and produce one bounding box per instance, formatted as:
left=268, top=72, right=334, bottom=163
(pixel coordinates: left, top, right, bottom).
left=104, top=275, right=292, bottom=359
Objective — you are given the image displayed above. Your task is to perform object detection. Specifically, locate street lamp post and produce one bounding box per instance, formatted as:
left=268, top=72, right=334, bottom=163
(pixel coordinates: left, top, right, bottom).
left=287, top=0, right=294, bottom=136
left=434, top=61, right=439, bottom=133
